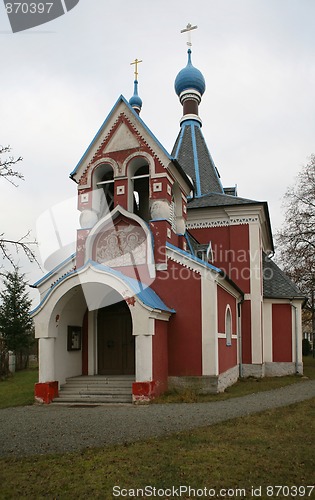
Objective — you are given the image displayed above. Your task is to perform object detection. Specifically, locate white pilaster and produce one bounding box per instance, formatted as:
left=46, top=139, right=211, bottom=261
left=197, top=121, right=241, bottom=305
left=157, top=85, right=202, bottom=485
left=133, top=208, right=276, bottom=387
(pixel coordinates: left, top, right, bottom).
left=292, top=301, right=303, bottom=365
left=249, top=223, right=263, bottom=364
left=201, top=272, right=218, bottom=376
left=263, top=302, right=272, bottom=362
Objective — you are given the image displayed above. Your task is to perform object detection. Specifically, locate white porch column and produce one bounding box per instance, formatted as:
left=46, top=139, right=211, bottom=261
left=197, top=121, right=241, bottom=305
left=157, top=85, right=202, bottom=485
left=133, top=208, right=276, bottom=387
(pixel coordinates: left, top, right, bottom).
left=88, top=311, right=96, bottom=375
left=38, top=337, right=55, bottom=382
left=135, top=335, right=153, bottom=382
left=135, top=317, right=154, bottom=382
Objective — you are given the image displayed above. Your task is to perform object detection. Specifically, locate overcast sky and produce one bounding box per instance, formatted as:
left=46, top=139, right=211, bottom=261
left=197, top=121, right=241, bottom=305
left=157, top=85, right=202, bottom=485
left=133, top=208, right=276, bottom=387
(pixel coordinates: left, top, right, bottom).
left=0, top=0, right=314, bottom=303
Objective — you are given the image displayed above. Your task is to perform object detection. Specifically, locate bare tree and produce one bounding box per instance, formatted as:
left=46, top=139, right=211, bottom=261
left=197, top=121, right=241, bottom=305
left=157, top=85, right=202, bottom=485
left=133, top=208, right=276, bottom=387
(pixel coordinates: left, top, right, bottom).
left=276, top=155, right=315, bottom=350
left=0, top=146, right=38, bottom=266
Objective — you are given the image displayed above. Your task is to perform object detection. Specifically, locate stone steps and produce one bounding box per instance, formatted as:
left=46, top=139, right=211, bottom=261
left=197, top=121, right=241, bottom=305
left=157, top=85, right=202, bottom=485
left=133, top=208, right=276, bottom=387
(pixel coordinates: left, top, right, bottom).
left=53, top=375, right=134, bottom=404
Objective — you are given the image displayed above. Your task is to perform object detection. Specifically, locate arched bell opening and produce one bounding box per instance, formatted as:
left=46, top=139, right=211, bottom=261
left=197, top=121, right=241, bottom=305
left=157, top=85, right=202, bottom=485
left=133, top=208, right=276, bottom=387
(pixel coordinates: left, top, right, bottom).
left=92, top=163, right=115, bottom=217
left=127, top=157, right=150, bottom=222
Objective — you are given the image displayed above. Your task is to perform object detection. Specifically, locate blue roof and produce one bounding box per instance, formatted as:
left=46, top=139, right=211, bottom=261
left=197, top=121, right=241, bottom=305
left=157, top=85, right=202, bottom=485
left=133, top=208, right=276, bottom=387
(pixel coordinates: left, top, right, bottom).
left=31, top=253, right=76, bottom=288
left=175, top=49, right=206, bottom=96
left=31, top=259, right=175, bottom=315
left=129, top=80, right=142, bottom=109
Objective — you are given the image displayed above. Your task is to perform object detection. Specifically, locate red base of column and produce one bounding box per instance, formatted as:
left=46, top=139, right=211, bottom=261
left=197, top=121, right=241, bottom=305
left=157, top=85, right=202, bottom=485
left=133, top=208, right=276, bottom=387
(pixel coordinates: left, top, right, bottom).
left=35, top=382, right=59, bottom=404
left=132, top=381, right=156, bottom=403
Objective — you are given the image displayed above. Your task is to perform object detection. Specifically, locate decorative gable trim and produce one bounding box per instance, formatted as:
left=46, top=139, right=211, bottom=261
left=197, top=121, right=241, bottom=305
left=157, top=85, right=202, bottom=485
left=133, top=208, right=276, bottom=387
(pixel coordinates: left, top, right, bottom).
left=78, top=112, right=169, bottom=188
left=74, top=98, right=173, bottom=188
left=187, top=219, right=229, bottom=229
left=78, top=113, right=148, bottom=187
left=186, top=204, right=264, bottom=230
left=187, top=215, right=259, bottom=229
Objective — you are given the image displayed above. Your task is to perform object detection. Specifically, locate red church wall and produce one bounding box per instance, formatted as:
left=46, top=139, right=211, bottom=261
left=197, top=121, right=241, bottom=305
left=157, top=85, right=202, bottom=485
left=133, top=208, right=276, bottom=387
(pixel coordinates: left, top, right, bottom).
left=114, top=179, right=128, bottom=211
left=217, top=286, right=237, bottom=374
left=150, top=178, right=172, bottom=202
left=272, top=304, right=292, bottom=362
left=152, top=320, right=168, bottom=396
left=189, top=224, right=250, bottom=293
left=150, top=221, right=167, bottom=265
left=241, top=299, right=252, bottom=364
left=77, top=187, right=92, bottom=211
left=150, top=222, right=181, bottom=265
left=112, top=265, right=153, bottom=285
left=229, top=225, right=250, bottom=293
left=218, top=339, right=237, bottom=374
left=190, top=226, right=229, bottom=258
left=153, top=261, right=202, bottom=376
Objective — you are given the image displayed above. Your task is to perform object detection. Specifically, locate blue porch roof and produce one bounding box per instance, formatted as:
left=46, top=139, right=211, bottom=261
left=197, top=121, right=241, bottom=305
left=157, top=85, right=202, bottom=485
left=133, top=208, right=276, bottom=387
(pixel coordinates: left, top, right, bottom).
left=31, top=259, right=175, bottom=315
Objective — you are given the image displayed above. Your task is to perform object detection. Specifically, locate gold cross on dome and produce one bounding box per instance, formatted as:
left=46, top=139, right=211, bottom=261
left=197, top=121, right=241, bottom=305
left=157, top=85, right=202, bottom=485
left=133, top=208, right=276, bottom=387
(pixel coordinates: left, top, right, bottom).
left=180, top=23, right=198, bottom=47
left=130, top=58, right=143, bottom=80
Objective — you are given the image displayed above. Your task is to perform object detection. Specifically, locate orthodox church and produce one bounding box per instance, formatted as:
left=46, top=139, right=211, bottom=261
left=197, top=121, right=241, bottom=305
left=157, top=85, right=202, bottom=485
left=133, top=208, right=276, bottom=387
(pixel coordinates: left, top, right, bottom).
left=32, top=39, right=305, bottom=404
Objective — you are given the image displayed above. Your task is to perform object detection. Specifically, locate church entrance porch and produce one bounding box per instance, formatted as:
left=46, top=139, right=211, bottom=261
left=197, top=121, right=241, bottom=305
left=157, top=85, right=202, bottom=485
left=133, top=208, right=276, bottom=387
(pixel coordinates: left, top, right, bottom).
left=32, top=262, right=174, bottom=404
left=97, top=301, right=135, bottom=376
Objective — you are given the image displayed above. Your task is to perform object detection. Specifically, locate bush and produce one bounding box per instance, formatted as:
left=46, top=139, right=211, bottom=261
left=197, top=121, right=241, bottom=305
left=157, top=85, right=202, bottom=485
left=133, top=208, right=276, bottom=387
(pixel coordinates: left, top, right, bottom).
left=302, top=338, right=311, bottom=356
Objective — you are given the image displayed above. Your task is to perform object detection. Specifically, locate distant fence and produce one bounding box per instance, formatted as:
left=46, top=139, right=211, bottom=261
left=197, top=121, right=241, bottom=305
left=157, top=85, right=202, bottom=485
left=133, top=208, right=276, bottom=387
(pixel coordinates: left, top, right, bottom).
left=0, top=339, right=32, bottom=376
left=0, top=339, right=9, bottom=377
left=15, top=352, right=29, bottom=371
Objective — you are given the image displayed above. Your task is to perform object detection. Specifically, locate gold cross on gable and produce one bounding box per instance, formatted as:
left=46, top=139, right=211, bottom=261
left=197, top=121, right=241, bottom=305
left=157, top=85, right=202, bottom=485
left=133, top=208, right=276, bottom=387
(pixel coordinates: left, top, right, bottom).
left=130, top=58, right=143, bottom=80
left=180, top=23, right=198, bottom=47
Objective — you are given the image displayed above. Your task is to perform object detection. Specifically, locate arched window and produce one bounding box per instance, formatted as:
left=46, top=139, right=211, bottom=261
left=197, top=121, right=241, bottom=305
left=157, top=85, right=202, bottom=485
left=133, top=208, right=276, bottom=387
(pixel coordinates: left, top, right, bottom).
left=93, top=164, right=114, bottom=217
left=225, top=306, right=232, bottom=346
left=128, top=159, right=150, bottom=222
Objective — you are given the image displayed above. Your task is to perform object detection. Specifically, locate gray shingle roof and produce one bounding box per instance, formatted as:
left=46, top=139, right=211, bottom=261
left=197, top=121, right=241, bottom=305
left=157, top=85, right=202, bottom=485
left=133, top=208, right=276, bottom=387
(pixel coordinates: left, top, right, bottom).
left=263, top=253, right=306, bottom=300
left=172, top=122, right=224, bottom=196
left=187, top=192, right=260, bottom=208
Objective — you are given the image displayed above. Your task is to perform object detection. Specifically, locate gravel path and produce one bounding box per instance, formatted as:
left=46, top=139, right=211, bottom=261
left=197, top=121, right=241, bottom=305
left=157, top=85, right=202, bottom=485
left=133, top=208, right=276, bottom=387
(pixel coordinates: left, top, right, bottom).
left=0, top=380, right=314, bottom=458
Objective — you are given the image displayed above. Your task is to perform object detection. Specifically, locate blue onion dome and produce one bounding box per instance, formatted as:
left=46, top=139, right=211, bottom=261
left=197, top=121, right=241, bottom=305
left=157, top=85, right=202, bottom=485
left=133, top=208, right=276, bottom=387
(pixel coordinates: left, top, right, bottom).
left=175, top=49, right=206, bottom=96
left=129, top=80, right=142, bottom=110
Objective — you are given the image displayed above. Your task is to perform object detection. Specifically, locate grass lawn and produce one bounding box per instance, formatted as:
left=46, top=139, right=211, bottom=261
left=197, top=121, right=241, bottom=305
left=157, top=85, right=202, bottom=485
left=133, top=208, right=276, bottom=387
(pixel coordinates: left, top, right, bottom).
left=303, top=354, right=315, bottom=379
left=0, top=368, right=38, bottom=409
left=0, top=398, right=314, bottom=499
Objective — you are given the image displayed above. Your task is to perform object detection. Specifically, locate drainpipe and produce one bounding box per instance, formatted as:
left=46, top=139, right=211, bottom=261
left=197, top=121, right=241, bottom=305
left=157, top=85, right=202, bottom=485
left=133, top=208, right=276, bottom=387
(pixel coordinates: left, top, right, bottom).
left=290, top=300, right=299, bottom=374
left=238, top=298, right=244, bottom=378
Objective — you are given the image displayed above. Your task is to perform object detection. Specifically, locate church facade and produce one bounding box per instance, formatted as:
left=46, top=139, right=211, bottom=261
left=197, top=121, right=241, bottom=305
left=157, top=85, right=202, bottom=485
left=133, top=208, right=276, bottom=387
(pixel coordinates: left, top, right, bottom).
left=32, top=48, right=305, bottom=404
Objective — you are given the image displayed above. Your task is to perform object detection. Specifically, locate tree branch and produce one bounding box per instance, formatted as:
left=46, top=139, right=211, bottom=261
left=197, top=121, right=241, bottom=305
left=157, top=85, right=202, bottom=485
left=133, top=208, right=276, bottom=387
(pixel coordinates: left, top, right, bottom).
left=0, top=231, right=40, bottom=267
left=0, top=145, right=23, bottom=187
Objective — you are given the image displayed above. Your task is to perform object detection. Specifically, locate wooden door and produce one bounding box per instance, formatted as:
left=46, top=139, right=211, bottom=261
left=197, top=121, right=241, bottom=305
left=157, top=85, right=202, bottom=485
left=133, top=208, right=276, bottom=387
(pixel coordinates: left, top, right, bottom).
left=97, top=301, right=134, bottom=375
